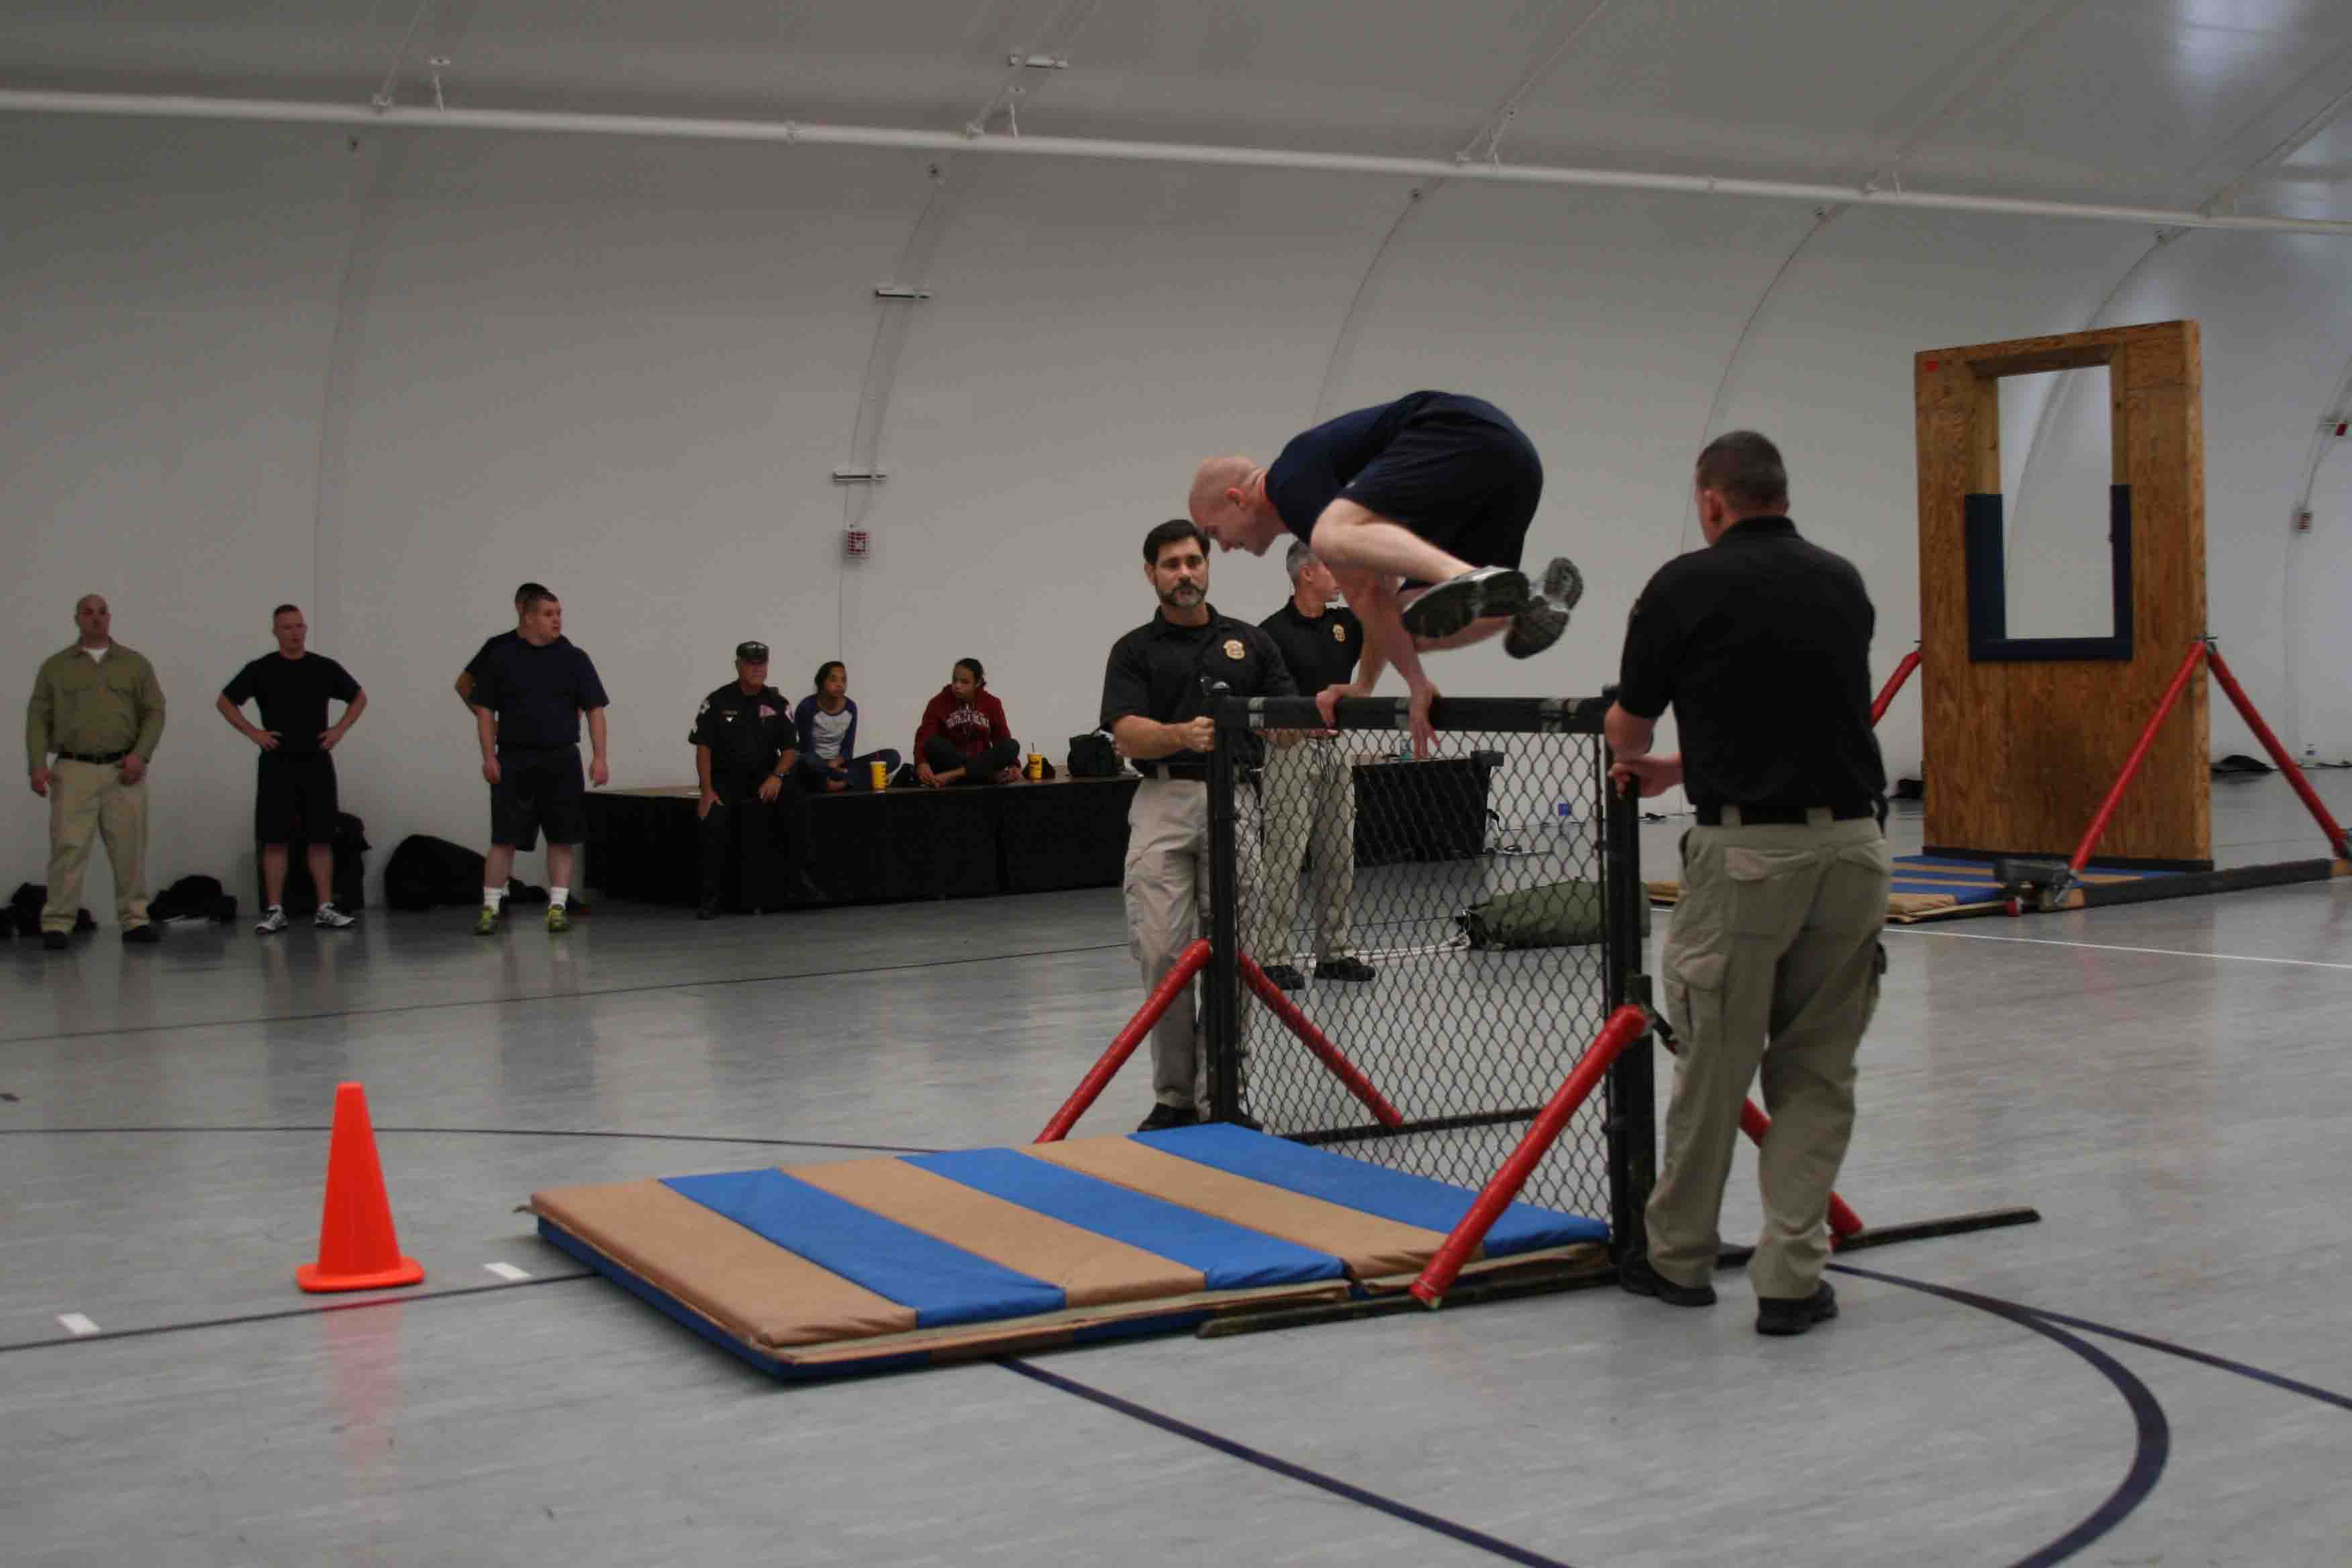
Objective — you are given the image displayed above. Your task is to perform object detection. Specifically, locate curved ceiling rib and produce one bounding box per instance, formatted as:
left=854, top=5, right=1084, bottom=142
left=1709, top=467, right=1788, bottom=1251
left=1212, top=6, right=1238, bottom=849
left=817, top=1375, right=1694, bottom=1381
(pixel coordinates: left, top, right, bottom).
left=1314, top=1, right=1618, bottom=422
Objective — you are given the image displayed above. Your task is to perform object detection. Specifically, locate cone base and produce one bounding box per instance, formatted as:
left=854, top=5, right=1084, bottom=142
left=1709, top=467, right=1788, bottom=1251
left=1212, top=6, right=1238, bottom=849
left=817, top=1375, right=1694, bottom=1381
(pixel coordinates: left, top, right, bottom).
left=295, top=1256, right=425, bottom=1293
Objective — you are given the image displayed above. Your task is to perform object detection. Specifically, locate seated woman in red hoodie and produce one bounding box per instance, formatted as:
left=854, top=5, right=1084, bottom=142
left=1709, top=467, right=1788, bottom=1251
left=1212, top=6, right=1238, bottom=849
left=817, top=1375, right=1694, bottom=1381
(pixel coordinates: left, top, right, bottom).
left=915, top=658, right=1022, bottom=787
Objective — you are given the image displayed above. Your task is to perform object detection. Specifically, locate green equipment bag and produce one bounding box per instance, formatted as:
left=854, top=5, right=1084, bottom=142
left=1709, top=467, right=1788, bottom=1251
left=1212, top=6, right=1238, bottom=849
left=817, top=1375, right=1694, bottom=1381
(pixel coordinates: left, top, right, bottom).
left=1457, top=879, right=1649, bottom=949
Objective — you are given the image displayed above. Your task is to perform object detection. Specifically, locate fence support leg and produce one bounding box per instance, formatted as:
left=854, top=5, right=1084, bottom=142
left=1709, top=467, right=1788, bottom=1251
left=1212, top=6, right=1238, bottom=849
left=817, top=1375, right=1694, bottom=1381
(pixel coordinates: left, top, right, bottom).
left=1236, top=955, right=1404, bottom=1128
left=1871, top=648, right=1921, bottom=728
left=1412, top=1005, right=1649, bottom=1306
left=1037, top=939, right=1211, bottom=1142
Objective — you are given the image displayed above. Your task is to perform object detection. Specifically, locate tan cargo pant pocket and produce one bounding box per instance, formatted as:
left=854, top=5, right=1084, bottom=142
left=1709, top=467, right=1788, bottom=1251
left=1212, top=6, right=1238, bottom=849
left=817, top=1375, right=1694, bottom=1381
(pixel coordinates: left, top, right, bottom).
left=1722, top=846, right=1819, bottom=938
left=1662, top=947, right=1728, bottom=1046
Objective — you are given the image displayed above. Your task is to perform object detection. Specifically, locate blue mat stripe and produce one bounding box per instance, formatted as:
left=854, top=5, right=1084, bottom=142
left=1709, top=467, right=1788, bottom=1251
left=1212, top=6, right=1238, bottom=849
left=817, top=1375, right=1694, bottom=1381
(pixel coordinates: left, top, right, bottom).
left=663, top=1169, right=1065, bottom=1328
left=1133, top=1124, right=1608, bottom=1257
left=1896, top=855, right=2175, bottom=881
left=1891, top=879, right=2002, bottom=897
left=905, top=1148, right=1343, bottom=1289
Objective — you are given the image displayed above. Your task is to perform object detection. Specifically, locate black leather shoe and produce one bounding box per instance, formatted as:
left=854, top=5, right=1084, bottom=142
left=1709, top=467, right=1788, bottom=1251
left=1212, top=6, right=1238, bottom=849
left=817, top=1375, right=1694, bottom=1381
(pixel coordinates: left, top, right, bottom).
left=1135, top=1104, right=1201, bottom=1132
left=42, top=930, right=69, bottom=950
left=1618, top=1253, right=1717, bottom=1307
left=121, top=924, right=161, bottom=945
left=1261, top=963, right=1308, bottom=991
left=696, top=900, right=720, bottom=920
left=1757, top=1281, right=1839, bottom=1336
left=1314, top=955, right=1376, bottom=982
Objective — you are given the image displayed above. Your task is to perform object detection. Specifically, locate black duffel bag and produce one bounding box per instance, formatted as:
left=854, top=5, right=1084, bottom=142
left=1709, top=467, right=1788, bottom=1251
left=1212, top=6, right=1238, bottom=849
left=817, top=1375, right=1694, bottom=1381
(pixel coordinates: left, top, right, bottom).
left=1067, top=731, right=1122, bottom=779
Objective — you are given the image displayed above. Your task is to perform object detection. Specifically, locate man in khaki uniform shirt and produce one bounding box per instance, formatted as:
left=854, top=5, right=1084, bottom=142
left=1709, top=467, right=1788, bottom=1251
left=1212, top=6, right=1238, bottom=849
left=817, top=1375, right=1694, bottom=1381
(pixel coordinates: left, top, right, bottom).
left=1607, top=434, right=1891, bottom=1338
left=25, top=595, right=167, bottom=947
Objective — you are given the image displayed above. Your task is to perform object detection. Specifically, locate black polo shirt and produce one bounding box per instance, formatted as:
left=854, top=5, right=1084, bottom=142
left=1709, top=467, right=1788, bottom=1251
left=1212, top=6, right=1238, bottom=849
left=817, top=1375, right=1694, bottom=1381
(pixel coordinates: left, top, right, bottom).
left=1259, top=601, right=1363, bottom=697
left=690, top=683, right=799, bottom=779
left=1616, top=515, right=1885, bottom=812
left=1100, top=604, right=1298, bottom=773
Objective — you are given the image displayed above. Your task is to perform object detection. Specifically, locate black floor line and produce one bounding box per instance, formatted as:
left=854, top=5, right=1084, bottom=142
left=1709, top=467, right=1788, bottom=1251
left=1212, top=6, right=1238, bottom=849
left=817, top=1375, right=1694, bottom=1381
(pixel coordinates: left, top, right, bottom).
left=0, top=936, right=1129, bottom=1047
left=0, top=1271, right=597, bottom=1357
left=1832, top=1265, right=2170, bottom=1568
left=0, top=1124, right=940, bottom=1155
left=1834, top=1263, right=2352, bottom=1413
left=999, top=1357, right=1579, bottom=1568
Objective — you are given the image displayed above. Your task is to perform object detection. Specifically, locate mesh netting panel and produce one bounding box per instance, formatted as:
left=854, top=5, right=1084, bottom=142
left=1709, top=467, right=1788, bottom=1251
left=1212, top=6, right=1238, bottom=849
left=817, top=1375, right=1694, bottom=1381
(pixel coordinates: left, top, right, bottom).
left=1216, top=710, right=1624, bottom=1221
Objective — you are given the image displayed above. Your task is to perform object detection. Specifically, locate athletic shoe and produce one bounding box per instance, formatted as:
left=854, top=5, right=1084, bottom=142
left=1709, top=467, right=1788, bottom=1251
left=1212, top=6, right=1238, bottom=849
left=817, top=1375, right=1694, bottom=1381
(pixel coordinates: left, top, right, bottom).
left=545, top=904, right=571, bottom=934
left=1504, top=557, right=1584, bottom=659
left=1756, top=1281, right=1839, bottom=1336
left=313, top=903, right=356, bottom=929
left=121, top=924, right=161, bottom=945
left=255, top=907, right=289, bottom=936
left=1399, top=565, right=1530, bottom=641
left=1260, top=962, right=1308, bottom=991
left=1314, top=955, right=1376, bottom=982
left=1135, top=1104, right=1199, bottom=1132
left=1617, top=1253, right=1718, bottom=1307
left=474, top=904, right=499, bottom=935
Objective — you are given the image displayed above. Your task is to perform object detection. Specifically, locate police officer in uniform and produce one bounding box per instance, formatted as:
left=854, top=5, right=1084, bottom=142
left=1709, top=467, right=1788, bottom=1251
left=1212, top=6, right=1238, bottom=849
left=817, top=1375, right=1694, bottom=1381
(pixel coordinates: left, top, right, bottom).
left=691, top=641, right=822, bottom=918
left=1101, top=519, right=1299, bottom=1130
left=1254, top=540, right=1373, bottom=989
left=1606, top=432, right=1892, bottom=1338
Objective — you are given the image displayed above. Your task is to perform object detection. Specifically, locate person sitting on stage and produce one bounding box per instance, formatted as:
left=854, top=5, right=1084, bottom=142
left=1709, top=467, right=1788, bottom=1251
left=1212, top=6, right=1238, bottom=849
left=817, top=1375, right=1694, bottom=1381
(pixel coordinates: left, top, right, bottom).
left=915, top=658, right=1022, bottom=787
left=1188, top=391, right=1579, bottom=756
left=793, top=660, right=899, bottom=792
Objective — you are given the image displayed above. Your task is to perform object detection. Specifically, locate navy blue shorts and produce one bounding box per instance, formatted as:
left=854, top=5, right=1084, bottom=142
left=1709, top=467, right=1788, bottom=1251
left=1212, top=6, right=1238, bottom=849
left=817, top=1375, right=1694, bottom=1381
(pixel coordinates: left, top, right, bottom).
left=491, top=746, right=585, bottom=850
left=1341, top=400, right=1542, bottom=573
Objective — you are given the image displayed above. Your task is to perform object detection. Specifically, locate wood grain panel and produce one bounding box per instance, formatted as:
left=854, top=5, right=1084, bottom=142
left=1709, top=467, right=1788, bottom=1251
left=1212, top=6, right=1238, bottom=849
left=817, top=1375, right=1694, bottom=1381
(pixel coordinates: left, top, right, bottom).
left=1914, top=321, right=2210, bottom=865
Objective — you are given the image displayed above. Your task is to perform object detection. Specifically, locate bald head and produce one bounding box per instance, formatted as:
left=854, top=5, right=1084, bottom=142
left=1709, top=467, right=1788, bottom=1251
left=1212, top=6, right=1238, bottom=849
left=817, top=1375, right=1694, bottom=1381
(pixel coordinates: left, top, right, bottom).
left=1188, top=456, right=1254, bottom=526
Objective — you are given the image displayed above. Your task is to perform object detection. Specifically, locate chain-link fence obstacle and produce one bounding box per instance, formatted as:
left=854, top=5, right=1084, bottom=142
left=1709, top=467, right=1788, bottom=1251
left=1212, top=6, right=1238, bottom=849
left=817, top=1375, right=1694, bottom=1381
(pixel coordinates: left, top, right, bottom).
left=1207, top=691, right=1655, bottom=1271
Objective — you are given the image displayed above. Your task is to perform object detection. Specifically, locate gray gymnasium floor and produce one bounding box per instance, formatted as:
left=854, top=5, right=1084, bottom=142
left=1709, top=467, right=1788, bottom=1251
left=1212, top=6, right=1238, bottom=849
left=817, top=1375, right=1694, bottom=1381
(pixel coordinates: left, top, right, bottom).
left=5, top=773, right=2351, bottom=1567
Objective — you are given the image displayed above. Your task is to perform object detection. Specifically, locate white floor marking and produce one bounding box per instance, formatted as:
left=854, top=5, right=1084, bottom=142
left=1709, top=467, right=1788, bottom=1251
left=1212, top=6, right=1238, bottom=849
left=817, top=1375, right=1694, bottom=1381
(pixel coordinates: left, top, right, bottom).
left=1882, top=926, right=2352, bottom=971
left=483, top=1262, right=531, bottom=1281
left=56, top=1313, right=99, bottom=1336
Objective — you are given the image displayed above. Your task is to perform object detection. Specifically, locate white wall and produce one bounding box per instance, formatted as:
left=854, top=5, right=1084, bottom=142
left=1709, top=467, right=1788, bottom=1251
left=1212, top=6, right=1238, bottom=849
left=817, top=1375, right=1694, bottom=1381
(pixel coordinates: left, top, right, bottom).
left=9, top=115, right=2352, bottom=903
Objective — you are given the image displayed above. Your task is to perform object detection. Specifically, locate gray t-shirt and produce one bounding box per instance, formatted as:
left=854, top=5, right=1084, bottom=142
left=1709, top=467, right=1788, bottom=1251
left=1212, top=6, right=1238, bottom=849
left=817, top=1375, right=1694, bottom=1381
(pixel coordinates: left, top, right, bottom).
left=805, top=705, right=854, bottom=761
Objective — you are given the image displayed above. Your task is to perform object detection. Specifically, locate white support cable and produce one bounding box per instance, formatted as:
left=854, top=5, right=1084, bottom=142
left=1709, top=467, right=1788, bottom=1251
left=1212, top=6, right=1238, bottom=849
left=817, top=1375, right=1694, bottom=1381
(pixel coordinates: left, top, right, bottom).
left=8, top=91, right=2350, bottom=235
left=1453, top=0, right=1616, bottom=166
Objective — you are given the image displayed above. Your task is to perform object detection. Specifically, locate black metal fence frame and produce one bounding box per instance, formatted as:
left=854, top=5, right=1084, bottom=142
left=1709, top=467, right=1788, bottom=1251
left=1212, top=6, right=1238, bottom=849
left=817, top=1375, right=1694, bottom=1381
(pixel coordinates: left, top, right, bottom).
left=1206, top=693, right=1655, bottom=1259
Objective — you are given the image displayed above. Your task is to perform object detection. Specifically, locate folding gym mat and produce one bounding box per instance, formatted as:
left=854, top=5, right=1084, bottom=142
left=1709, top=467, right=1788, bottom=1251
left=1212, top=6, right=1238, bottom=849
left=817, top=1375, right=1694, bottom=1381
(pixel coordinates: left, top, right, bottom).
left=530, top=1124, right=1610, bottom=1379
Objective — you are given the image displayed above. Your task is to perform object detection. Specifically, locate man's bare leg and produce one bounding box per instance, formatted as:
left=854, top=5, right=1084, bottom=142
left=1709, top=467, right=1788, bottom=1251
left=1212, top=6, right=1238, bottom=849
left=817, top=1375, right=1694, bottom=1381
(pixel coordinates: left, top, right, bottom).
left=1310, top=501, right=1473, bottom=586
left=260, top=844, right=289, bottom=907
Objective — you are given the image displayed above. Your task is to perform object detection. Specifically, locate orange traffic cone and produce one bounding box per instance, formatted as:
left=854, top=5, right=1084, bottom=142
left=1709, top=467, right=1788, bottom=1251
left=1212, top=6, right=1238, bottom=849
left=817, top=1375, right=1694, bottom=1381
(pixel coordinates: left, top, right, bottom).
left=295, top=1082, right=425, bottom=1293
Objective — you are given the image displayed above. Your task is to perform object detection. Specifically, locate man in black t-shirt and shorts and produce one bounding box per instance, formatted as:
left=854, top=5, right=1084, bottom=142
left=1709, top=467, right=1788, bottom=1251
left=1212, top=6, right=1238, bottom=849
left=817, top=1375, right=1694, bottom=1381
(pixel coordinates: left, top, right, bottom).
left=467, top=586, right=611, bottom=934
left=1189, top=391, right=1580, bottom=756
left=216, top=605, right=368, bottom=934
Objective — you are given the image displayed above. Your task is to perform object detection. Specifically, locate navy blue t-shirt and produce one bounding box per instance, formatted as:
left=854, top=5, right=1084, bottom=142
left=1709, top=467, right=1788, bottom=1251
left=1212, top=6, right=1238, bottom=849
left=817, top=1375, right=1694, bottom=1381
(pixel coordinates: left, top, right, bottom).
left=1267, top=391, right=1527, bottom=542
left=471, top=638, right=609, bottom=750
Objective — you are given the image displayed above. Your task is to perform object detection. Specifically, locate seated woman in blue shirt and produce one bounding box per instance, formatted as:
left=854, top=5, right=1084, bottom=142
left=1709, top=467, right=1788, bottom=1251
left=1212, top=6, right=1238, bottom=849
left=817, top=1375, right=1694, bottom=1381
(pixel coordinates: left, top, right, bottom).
left=792, top=660, right=901, bottom=792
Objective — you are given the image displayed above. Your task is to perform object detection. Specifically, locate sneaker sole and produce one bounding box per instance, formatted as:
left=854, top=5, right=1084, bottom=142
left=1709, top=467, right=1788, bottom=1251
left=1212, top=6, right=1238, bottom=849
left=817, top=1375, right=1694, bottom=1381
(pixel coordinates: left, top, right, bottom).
left=1400, top=567, right=1530, bottom=640
left=1503, top=600, right=1569, bottom=659
left=1536, top=556, right=1584, bottom=612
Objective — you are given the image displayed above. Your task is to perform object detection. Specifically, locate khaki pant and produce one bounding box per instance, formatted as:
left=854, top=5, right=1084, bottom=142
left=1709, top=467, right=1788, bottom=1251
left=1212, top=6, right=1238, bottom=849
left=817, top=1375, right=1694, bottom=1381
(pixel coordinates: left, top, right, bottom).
left=1647, top=814, right=1890, bottom=1300
left=1124, top=776, right=1262, bottom=1111
left=44, top=757, right=151, bottom=932
left=1254, top=738, right=1355, bottom=963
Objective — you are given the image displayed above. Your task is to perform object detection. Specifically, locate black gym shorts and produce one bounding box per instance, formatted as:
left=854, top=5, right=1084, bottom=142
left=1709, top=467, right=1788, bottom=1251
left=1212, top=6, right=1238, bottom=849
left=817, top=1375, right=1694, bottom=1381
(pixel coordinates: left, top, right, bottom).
left=491, top=746, right=586, bottom=850
left=254, top=752, right=340, bottom=843
left=1342, top=401, right=1544, bottom=574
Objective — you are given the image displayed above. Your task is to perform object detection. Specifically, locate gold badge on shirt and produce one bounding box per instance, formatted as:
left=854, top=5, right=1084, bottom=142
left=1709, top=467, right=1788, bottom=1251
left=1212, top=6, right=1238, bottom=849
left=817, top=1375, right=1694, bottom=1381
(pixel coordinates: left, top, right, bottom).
left=1332, top=623, right=1347, bottom=642
left=1223, top=639, right=1244, bottom=660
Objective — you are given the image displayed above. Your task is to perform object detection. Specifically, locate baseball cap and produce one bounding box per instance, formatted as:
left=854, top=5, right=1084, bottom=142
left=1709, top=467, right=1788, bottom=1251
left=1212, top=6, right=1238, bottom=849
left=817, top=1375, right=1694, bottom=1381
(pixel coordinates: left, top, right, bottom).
left=735, top=641, right=770, bottom=662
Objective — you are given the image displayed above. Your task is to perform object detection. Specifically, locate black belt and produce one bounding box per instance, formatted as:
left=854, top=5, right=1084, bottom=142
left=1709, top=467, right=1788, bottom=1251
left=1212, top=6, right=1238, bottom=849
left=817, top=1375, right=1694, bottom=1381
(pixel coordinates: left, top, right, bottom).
left=56, top=749, right=130, bottom=765
left=1694, top=801, right=1875, bottom=827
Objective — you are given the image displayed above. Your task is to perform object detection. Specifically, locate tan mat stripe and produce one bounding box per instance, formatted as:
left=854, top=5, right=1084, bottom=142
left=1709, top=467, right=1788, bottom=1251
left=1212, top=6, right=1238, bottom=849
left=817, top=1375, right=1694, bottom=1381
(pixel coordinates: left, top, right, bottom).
left=1022, top=1137, right=1449, bottom=1279
left=788, top=1157, right=1207, bottom=1308
left=531, top=1179, right=915, bottom=1349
